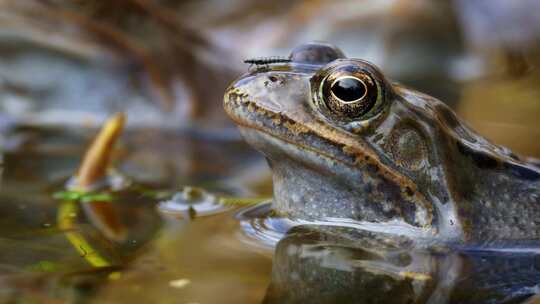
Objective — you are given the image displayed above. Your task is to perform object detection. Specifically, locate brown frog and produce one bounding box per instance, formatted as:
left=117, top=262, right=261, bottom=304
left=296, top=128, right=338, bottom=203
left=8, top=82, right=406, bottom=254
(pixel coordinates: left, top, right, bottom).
left=224, top=42, right=540, bottom=244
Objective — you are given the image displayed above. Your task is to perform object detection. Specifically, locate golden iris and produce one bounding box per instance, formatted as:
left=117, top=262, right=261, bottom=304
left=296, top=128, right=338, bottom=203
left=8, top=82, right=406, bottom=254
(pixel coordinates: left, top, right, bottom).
left=322, top=72, right=378, bottom=119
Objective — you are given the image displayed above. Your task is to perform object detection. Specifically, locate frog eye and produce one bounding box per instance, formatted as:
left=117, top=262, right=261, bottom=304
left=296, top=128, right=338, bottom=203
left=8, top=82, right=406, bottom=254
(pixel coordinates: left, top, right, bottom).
left=312, top=60, right=387, bottom=121
left=322, top=72, right=378, bottom=119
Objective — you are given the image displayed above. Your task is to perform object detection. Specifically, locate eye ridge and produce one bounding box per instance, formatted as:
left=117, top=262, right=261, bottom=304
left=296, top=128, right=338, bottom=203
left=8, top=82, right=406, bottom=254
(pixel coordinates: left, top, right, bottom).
left=329, top=76, right=368, bottom=104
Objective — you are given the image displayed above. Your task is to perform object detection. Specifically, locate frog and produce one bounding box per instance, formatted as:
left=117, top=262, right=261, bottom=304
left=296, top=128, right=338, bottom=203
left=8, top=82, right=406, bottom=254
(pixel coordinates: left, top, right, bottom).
left=224, top=42, right=540, bottom=244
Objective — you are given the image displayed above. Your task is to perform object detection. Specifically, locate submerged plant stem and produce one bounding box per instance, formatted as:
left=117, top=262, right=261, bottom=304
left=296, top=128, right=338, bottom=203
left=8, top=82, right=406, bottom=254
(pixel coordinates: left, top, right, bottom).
left=57, top=201, right=111, bottom=268
left=55, top=113, right=127, bottom=271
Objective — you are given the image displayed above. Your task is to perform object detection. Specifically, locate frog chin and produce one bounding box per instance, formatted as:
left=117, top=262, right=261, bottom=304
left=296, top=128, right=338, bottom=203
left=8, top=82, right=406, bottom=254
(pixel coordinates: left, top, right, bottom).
left=239, top=127, right=434, bottom=231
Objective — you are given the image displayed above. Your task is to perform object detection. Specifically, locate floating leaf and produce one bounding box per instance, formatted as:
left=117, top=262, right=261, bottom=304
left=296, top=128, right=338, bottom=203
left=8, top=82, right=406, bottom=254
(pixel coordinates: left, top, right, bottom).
left=52, top=190, right=113, bottom=203
left=53, top=191, right=84, bottom=201
left=80, top=193, right=113, bottom=203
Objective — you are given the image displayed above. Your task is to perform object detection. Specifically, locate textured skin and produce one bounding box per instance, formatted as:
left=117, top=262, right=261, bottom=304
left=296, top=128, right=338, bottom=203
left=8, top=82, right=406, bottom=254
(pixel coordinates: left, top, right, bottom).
left=224, top=43, right=540, bottom=244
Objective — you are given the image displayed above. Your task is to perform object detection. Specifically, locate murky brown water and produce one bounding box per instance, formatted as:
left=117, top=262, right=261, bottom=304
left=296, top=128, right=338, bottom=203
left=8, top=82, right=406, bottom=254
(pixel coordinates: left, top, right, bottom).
left=0, top=129, right=273, bottom=303
left=1, top=129, right=539, bottom=303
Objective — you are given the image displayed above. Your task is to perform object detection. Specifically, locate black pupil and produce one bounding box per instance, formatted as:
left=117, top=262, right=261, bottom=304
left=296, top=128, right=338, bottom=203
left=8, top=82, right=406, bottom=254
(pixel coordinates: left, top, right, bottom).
left=330, top=78, right=366, bottom=102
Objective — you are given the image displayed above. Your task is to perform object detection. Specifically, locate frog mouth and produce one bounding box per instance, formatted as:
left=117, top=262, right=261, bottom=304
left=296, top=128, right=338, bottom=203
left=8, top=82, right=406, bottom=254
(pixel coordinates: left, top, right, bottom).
left=224, top=91, right=357, bottom=169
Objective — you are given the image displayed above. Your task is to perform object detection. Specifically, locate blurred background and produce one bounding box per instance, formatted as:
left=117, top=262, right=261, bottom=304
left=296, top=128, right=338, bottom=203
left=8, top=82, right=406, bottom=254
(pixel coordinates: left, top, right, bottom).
left=0, top=0, right=539, bottom=155
left=0, top=1, right=539, bottom=303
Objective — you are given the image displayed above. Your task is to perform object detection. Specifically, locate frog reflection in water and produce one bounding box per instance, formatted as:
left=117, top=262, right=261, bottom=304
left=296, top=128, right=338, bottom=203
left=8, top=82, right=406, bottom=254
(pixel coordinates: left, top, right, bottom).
left=224, top=42, right=540, bottom=244
left=263, top=226, right=540, bottom=304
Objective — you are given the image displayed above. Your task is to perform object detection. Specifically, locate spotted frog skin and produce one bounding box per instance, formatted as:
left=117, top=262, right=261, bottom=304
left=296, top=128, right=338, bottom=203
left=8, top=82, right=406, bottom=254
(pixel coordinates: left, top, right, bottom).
left=224, top=42, right=540, bottom=244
